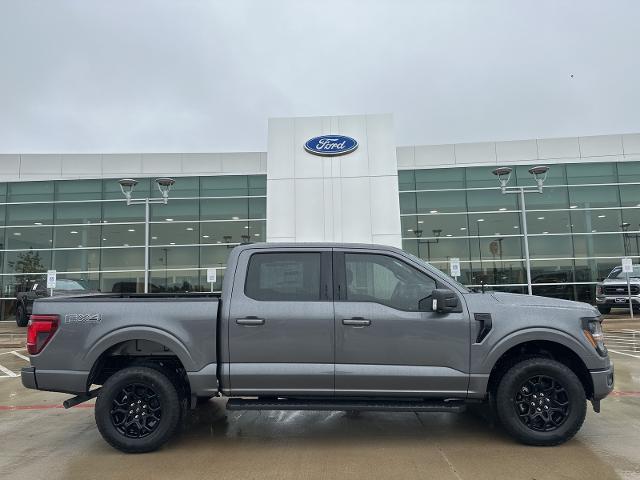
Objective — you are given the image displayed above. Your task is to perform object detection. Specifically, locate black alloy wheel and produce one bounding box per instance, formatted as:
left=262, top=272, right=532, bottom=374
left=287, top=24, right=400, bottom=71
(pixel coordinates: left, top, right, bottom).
left=95, top=366, right=182, bottom=453
left=513, top=375, right=570, bottom=432
left=110, top=383, right=162, bottom=439
left=496, top=357, right=586, bottom=446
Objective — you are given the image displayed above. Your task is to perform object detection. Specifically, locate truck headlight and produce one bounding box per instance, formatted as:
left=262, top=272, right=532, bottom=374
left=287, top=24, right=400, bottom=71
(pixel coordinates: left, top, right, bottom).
left=582, top=317, right=607, bottom=356
left=596, top=285, right=602, bottom=296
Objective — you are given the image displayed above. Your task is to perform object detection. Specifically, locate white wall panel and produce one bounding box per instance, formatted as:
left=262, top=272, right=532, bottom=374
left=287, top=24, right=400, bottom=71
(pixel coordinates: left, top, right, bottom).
left=415, top=144, right=455, bottom=167
left=623, top=134, right=640, bottom=155
left=454, top=142, right=496, bottom=165
left=181, top=153, right=223, bottom=174
left=537, top=137, right=580, bottom=159
left=0, top=155, right=21, bottom=180
left=396, top=147, right=415, bottom=168
left=266, top=114, right=401, bottom=247
left=495, top=139, right=538, bottom=163
left=61, top=154, right=102, bottom=176
left=579, top=135, right=623, bottom=157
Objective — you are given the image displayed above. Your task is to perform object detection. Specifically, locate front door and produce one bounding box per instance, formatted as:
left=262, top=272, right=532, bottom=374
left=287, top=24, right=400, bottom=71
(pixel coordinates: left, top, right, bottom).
left=333, top=250, right=470, bottom=397
left=228, top=248, right=334, bottom=396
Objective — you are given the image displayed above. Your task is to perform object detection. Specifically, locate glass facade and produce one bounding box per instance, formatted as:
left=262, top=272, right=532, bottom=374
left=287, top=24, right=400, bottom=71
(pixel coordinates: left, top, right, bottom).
left=0, top=175, right=266, bottom=321
left=399, top=161, right=640, bottom=302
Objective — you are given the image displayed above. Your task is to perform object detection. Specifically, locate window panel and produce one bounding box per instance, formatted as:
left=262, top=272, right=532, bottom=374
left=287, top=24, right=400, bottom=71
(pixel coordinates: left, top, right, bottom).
left=101, top=271, right=145, bottom=294
left=149, top=199, right=198, bottom=222
left=103, top=178, right=151, bottom=200
left=465, top=166, right=499, bottom=188
left=526, top=210, right=571, bottom=235
left=414, top=168, right=465, bottom=190
left=150, top=246, right=198, bottom=270
left=53, top=225, right=101, bottom=248
left=245, top=252, right=322, bottom=302
left=55, top=179, right=102, bottom=201
left=102, top=201, right=144, bottom=223
left=398, top=170, right=415, bottom=191
left=54, top=202, right=101, bottom=224
left=149, top=269, right=202, bottom=293
left=569, top=208, right=623, bottom=234
left=5, top=203, right=54, bottom=226
left=200, top=198, right=250, bottom=221
left=4, top=250, right=51, bottom=275
left=568, top=185, right=619, bottom=208
left=469, top=212, right=522, bottom=238
left=4, top=226, right=52, bottom=250
left=466, top=189, right=517, bottom=212
left=528, top=234, right=573, bottom=258
left=619, top=185, right=640, bottom=207
left=101, top=224, right=144, bottom=247
left=466, top=260, right=526, bottom=286
left=515, top=164, right=567, bottom=187
left=150, top=222, right=199, bottom=246
left=200, top=175, right=250, bottom=197
left=200, top=245, right=234, bottom=267
left=7, top=181, right=54, bottom=202
left=572, top=233, right=625, bottom=258
left=101, top=247, right=144, bottom=270
left=53, top=248, right=100, bottom=272
left=522, top=185, right=569, bottom=210
left=566, top=162, right=617, bottom=184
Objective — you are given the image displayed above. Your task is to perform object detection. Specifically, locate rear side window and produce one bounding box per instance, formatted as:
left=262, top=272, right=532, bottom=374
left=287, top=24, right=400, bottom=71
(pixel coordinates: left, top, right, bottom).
left=245, top=252, right=322, bottom=301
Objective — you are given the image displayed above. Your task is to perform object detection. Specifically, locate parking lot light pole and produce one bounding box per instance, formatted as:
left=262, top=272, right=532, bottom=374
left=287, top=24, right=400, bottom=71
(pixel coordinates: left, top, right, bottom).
left=492, top=166, right=549, bottom=295
left=119, top=178, right=175, bottom=293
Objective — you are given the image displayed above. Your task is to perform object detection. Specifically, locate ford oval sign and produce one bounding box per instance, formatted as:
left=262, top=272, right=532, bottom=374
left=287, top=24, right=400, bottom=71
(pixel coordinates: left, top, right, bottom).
left=304, top=135, right=358, bottom=156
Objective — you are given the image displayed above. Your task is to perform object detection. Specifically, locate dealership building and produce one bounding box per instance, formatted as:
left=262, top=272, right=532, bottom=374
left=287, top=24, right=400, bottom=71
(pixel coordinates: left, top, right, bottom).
left=1, top=113, right=639, bottom=320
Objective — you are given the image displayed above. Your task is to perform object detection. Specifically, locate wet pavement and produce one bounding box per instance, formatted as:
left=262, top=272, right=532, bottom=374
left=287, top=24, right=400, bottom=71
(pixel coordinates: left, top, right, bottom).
left=1, top=321, right=639, bottom=479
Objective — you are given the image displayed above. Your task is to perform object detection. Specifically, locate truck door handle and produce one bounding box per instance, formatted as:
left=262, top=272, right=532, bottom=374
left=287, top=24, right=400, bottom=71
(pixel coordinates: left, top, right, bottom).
left=236, top=317, right=265, bottom=326
left=342, top=317, right=371, bottom=327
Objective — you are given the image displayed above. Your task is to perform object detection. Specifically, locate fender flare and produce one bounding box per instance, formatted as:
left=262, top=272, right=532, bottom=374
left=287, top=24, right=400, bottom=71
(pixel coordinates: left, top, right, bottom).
left=479, top=327, right=597, bottom=373
left=84, top=326, right=197, bottom=373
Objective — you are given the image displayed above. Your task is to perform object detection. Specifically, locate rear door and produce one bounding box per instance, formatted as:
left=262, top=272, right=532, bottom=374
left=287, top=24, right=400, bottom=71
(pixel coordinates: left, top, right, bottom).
left=227, top=247, right=334, bottom=396
left=333, top=249, right=470, bottom=397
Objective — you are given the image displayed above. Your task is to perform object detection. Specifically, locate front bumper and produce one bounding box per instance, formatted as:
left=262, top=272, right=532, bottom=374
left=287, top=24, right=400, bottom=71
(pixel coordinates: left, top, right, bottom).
left=596, top=296, right=640, bottom=307
left=590, top=363, right=614, bottom=401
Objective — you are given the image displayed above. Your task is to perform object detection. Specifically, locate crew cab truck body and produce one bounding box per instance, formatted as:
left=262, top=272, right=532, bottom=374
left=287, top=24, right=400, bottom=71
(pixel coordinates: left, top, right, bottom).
left=21, top=243, right=614, bottom=453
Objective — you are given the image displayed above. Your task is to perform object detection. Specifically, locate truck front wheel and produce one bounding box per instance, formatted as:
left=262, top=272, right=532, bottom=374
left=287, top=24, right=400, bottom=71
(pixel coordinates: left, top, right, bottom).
left=495, top=358, right=586, bottom=446
left=95, top=366, right=182, bottom=453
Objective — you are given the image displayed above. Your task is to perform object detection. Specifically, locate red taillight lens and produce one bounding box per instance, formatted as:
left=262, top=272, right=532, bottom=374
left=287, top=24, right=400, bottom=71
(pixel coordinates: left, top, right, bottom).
left=26, top=315, right=59, bottom=355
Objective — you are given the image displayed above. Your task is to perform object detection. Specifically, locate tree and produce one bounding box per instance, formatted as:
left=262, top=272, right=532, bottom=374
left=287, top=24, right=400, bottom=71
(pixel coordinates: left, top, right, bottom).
left=8, top=250, right=47, bottom=292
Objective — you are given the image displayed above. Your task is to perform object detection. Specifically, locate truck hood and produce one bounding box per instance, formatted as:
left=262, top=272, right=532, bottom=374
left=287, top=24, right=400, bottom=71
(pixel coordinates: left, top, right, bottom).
left=490, top=291, right=597, bottom=313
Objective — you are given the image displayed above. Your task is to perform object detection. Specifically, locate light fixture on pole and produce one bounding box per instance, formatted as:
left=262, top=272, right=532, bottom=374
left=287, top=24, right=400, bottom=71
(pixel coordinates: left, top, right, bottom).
left=118, top=178, right=176, bottom=293
left=491, top=165, right=549, bottom=295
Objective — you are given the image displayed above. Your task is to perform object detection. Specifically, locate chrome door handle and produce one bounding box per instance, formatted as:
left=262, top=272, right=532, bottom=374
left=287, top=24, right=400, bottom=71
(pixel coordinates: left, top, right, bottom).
left=236, top=317, right=265, bottom=326
left=342, top=318, right=371, bottom=327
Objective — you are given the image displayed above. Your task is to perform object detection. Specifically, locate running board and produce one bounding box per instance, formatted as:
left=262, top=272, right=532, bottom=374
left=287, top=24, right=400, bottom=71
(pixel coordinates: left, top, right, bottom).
left=226, top=398, right=466, bottom=413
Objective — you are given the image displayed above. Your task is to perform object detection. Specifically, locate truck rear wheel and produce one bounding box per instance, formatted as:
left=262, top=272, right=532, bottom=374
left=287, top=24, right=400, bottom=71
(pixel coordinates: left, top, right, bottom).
left=95, top=366, right=182, bottom=453
left=495, top=358, right=586, bottom=446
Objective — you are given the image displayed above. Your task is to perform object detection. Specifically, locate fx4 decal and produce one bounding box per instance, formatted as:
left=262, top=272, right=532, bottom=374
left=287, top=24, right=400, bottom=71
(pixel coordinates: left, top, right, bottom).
left=64, top=313, right=102, bottom=324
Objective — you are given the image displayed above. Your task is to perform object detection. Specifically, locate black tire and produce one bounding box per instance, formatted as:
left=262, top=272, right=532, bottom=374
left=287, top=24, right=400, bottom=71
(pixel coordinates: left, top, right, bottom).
left=15, top=304, right=28, bottom=327
left=495, top=358, right=586, bottom=446
left=597, top=306, right=611, bottom=315
left=95, top=366, right=182, bottom=453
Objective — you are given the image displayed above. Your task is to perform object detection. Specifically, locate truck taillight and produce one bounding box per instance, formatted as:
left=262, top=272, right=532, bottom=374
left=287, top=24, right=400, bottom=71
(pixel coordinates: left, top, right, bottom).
left=27, top=315, right=59, bottom=355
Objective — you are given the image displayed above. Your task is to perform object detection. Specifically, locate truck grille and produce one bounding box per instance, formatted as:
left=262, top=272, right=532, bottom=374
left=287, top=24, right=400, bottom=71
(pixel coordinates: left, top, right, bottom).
left=603, top=285, right=639, bottom=295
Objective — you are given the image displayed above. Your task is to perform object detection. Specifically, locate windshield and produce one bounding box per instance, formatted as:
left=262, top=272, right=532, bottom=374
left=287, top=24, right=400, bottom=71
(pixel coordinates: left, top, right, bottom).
left=608, top=265, right=640, bottom=279
left=54, top=279, right=88, bottom=291
left=404, top=252, right=470, bottom=293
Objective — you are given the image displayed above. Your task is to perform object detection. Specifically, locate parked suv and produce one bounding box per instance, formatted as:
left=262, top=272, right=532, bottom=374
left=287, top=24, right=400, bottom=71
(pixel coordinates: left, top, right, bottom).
left=595, top=265, right=640, bottom=314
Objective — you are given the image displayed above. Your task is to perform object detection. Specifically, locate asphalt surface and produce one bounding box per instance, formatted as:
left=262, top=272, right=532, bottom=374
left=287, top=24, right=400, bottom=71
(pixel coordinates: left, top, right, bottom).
left=1, top=320, right=639, bottom=479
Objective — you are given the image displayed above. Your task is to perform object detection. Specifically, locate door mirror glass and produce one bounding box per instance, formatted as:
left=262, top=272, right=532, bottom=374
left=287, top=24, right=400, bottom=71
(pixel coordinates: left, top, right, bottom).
left=430, top=288, right=460, bottom=313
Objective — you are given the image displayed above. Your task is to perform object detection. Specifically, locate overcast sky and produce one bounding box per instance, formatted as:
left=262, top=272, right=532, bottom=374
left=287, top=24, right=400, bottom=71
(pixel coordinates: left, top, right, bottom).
left=1, top=0, right=639, bottom=153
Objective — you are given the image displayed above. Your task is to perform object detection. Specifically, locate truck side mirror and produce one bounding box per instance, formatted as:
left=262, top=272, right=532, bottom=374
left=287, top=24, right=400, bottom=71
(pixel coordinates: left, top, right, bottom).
left=428, top=289, right=460, bottom=313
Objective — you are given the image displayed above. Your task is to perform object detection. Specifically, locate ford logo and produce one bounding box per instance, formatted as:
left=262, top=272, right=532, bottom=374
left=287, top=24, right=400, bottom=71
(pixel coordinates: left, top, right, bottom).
left=304, top=135, right=358, bottom=156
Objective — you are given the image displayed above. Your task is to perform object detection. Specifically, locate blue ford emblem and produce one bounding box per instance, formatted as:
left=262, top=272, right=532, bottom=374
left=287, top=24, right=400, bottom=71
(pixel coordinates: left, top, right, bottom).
left=304, top=135, right=358, bottom=156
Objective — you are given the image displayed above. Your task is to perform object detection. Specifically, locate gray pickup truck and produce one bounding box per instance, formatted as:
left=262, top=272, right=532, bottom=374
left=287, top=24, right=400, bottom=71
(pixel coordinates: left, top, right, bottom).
left=21, top=243, right=614, bottom=453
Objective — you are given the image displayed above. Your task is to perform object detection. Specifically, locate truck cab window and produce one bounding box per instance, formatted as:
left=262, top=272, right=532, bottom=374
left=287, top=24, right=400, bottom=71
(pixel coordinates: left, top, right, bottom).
left=344, top=253, right=436, bottom=311
left=245, top=252, right=322, bottom=301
